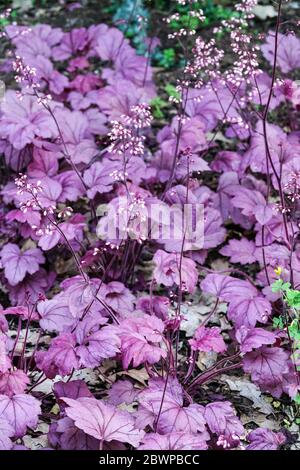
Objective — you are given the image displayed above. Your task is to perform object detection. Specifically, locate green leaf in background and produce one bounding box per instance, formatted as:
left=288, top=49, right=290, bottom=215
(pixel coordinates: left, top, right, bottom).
left=286, top=290, right=300, bottom=309
left=164, top=83, right=180, bottom=100
left=150, top=96, right=167, bottom=119
left=273, top=316, right=284, bottom=329
left=293, top=394, right=300, bottom=405
left=169, top=14, right=200, bottom=31
left=158, top=48, right=176, bottom=68
left=271, top=279, right=291, bottom=293
left=288, top=319, right=300, bottom=341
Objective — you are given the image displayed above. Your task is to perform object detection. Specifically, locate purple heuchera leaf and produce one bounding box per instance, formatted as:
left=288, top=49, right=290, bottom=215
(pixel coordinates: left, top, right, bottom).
left=37, top=318, right=120, bottom=377
left=53, top=380, right=93, bottom=413
left=250, top=72, right=285, bottom=110
left=38, top=294, right=77, bottom=333
left=84, top=108, right=107, bottom=135
left=228, top=295, right=272, bottom=328
left=261, top=31, right=300, bottom=73
left=55, top=171, right=84, bottom=202
left=0, top=369, right=29, bottom=397
left=36, top=333, right=79, bottom=378
left=204, top=401, right=245, bottom=448
left=201, top=273, right=256, bottom=300
left=138, top=377, right=207, bottom=435
left=220, top=238, right=257, bottom=265
left=162, top=205, right=226, bottom=255
left=157, top=116, right=208, bottom=164
left=253, top=203, right=274, bottom=226
left=35, top=176, right=62, bottom=207
left=246, top=428, right=286, bottom=450
left=0, top=312, right=8, bottom=334
left=95, top=27, right=128, bottom=61
left=7, top=23, right=63, bottom=60
left=95, top=28, right=129, bottom=61
left=54, top=380, right=93, bottom=403
left=136, top=295, right=170, bottom=321
left=75, top=324, right=120, bottom=368
left=0, top=91, right=57, bottom=150
left=110, top=46, right=154, bottom=91
left=153, top=249, right=198, bottom=293
left=0, top=393, right=41, bottom=438
left=118, top=315, right=166, bottom=369
left=83, top=161, right=116, bottom=198
left=211, top=151, right=242, bottom=173
left=107, top=380, right=138, bottom=406
left=243, top=121, right=288, bottom=174
left=95, top=80, right=149, bottom=119
left=52, top=27, right=88, bottom=60
left=3, top=305, right=39, bottom=321
left=7, top=269, right=54, bottom=306
left=201, top=274, right=271, bottom=327
left=62, top=277, right=101, bottom=318
left=236, top=326, right=276, bottom=353
left=38, top=216, right=85, bottom=251
left=201, top=208, right=226, bottom=250
left=101, top=281, right=135, bottom=318
left=0, top=417, right=14, bottom=450
left=138, top=432, right=208, bottom=450
left=0, top=243, right=45, bottom=286
left=69, top=73, right=101, bottom=93
left=230, top=186, right=273, bottom=225
left=55, top=108, right=98, bottom=164
left=49, top=417, right=99, bottom=450
left=282, top=362, right=300, bottom=399
left=243, top=347, right=290, bottom=396
left=63, top=397, right=144, bottom=447
left=185, top=82, right=241, bottom=131
left=255, top=213, right=297, bottom=247
left=189, top=326, right=226, bottom=353
left=27, top=148, right=59, bottom=178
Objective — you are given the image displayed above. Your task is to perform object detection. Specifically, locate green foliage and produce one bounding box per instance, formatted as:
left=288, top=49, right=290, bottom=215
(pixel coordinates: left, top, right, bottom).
left=150, top=96, right=168, bottom=119
left=169, top=14, right=200, bottom=31
left=156, top=48, right=176, bottom=69
left=164, top=83, right=180, bottom=100
left=286, top=291, right=300, bottom=310
left=0, top=9, right=16, bottom=26
left=289, top=319, right=300, bottom=341
left=271, top=278, right=300, bottom=406
left=294, top=394, right=300, bottom=406
left=272, top=279, right=300, bottom=309
left=150, top=83, right=181, bottom=119
left=271, top=279, right=291, bottom=293
left=273, top=316, right=284, bottom=329
left=168, top=1, right=237, bottom=32
left=113, top=0, right=149, bottom=55
left=204, top=2, right=238, bottom=26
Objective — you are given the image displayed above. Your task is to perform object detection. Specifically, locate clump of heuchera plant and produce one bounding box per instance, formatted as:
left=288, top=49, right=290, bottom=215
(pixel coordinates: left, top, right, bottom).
left=0, top=0, right=299, bottom=451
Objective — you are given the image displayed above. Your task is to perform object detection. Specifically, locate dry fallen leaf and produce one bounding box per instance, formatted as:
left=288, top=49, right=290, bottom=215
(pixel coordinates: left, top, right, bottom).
left=120, top=368, right=149, bottom=385
left=180, top=299, right=227, bottom=337
left=180, top=304, right=211, bottom=337
left=197, top=351, right=218, bottom=370
left=241, top=411, right=281, bottom=431
left=23, top=433, right=49, bottom=450
left=253, top=5, right=277, bottom=20
left=72, top=368, right=100, bottom=386
left=221, top=375, right=274, bottom=415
